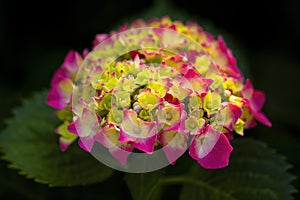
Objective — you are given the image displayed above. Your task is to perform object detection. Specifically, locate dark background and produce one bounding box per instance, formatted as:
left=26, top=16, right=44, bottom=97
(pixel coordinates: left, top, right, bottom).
left=1, top=0, right=299, bottom=199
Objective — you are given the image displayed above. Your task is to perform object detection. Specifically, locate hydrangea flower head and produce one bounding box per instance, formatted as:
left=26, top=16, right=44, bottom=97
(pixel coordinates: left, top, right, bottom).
left=47, top=17, right=271, bottom=170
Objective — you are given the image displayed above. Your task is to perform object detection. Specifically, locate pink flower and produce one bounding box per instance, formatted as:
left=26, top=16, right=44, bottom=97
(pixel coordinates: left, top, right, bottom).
left=181, top=69, right=213, bottom=95
left=119, top=109, right=158, bottom=154
left=47, top=17, right=272, bottom=169
left=159, top=130, right=188, bottom=164
left=189, top=125, right=233, bottom=169
left=68, top=108, right=100, bottom=152
left=94, top=125, right=133, bottom=164
left=47, top=51, right=82, bottom=109
left=215, top=103, right=243, bottom=131
left=242, top=80, right=272, bottom=128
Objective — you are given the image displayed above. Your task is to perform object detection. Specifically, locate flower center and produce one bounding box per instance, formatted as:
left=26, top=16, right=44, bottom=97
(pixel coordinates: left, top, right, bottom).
left=189, top=122, right=196, bottom=129
left=165, top=113, right=172, bottom=120
left=115, top=117, right=122, bottom=123
left=133, top=104, right=141, bottom=112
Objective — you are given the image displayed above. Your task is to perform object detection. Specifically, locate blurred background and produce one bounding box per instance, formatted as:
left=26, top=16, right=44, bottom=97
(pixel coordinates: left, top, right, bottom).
left=0, top=0, right=299, bottom=199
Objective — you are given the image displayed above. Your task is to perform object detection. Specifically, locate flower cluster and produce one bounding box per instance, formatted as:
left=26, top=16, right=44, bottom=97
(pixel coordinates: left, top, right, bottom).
left=47, top=17, right=271, bottom=169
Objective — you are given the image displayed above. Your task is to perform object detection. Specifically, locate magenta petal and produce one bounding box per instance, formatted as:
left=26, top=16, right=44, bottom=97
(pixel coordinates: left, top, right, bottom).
left=224, top=132, right=234, bottom=140
left=93, top=34, right=109, bottom=47
left=78, top=136, right=94, bottom=152
left=119, top=109, right=158, bottom=153
left=197, top=132, right=233, bottom=169
left=217, top=36, right=242, bottom=79
left=160, top=104, right=186, bottom=132
left=119, top=129, right=157, bottom=154
left=189, top=125, right=233, bottom=169
left=164, top=146, right=186, bottom=165
left=119, top=128, right=136, bottom=143
left=50, top=51, right=82, bottom=87
left=67, top=122, right=77, bottom=134
left=230, top=104, right=243, bottom=122
left=50, top=68, right=68, bottom=87
left=47, top=76, right=73, bottom=109
left=132, top=134, right=157, bottom=154
left=245, top=118, right=257, bottom=129
left=160, top=131, right=188, bottom=164
left=74, top=108, right=100, bottom=138
left=152, top=27, right=164, bottom=40
left=186, top=49, right=199, bottom=63
left=63, top=50, right=82, bottom=76
left=184, top=68, right=201, bottom=79
left=94, top=125, right=133, bottom=164
left=59, top=137, right=74, bottom=152
left=46, top=87, right=69, bottom=109
left=94, top=125, right=121, bottom=149
left=254, top=111, right=272, bottom=127
left=251, top=90, right=265, bottom=111
left=109, top=147, right=133, bottom=165
left=223, top=103, right=242, bottom=131
left=242, top=79, right=254, bottom=100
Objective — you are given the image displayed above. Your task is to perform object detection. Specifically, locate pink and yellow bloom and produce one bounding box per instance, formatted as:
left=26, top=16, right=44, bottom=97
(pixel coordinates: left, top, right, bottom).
left=47, top=17, right=271, bottom=169
left=120, top=109, right=157, bottom=154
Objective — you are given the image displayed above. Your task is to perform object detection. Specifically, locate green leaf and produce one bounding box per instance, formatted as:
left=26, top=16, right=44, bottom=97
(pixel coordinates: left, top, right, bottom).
left=0, top=91, right=114, bottom=187
left=125, top=139, right=296, bottom=200
left=179, top=139, right=297, bottom=200
left=124, top=172, right=164, bottom=200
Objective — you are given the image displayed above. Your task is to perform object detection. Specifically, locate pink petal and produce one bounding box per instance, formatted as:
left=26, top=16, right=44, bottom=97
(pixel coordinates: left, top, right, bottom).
left=158, top=103, right=185, bottom=132
left=46, top=77, right=73, bottom=109
left=93, top=34, right=109, bottom=47
left=184, top=68, right=201, bottom=79
left=119, top=110, right=158, bottom=154
left=224, top=131, right=234, bottom=140
left=181, top=69, right=213, bottom=94
left=251, top=90, right=265, bottom=111
left=73, top=108, right=100, bottom=138
left=242, top=79, right=254, bottom=100
left=131, top=19, right=146, bottom=28
left=197, top=132, right=233, bottom=169
left=59, top=137, right=75, bottom=152
left=186, top=49, right=199, bottom=63
left=63, top=50, right=82, bottom=75
left=94, top=125, right=133, bottom=164
left=217, top=36, right=242, bottom=80
left=78, top=136, right=95, bottom=152
left=245, top=118, right=257, bottom=129
left=94, top=125, right=120, bottom=149
left=152, top=27, right=164, bottom=40
left=131, top=134, right=157, bottom=154
left=117, top=24, right=128, bottom=33
left=67, top=122, right=77, bottom=134
left=164, top=146, right=186, bottom=165
left=50, top=68, right=68, bottom=87
left=254, top=111, right=272, bottom=127
left=119, top=129, right=157, bottom=154
left=242, top=102, right=257, bottom=129
left=159, top=130, right=188, bottom=164
left=119, top=128, right=136, bottom=143
left=243, top=100, right=271, bottom=128
left=230, top=104, right=243, bottom=124
left=220, top=103, right=242, bottom=131
left=109, top=147, right=133, bottom=165
left=189, top=125, right=233, bottom=169
left=47, top=87, right=67, bottom=109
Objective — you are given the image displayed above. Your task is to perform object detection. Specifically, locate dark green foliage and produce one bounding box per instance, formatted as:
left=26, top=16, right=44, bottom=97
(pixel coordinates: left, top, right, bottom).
left=0, top=91, right=114, bottom=187
left=125, top=139, right=296, bottom=200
